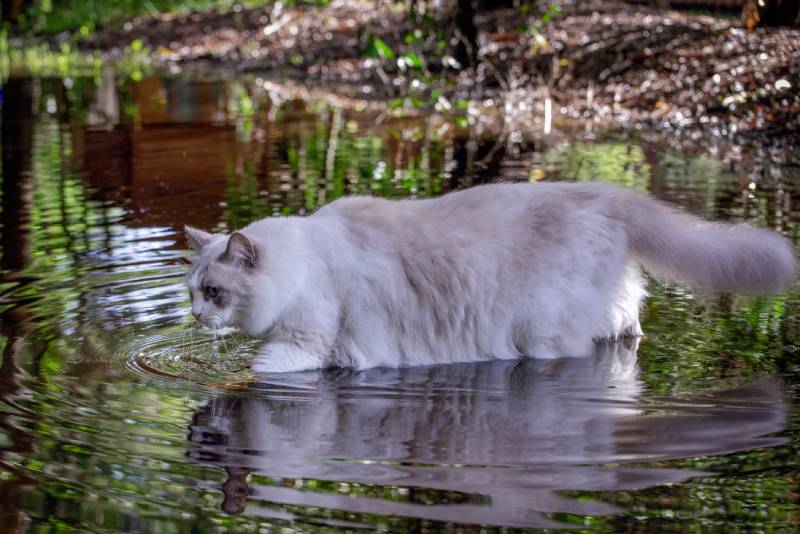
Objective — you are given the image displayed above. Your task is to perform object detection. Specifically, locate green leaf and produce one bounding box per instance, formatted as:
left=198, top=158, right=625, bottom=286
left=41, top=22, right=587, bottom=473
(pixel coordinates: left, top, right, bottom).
left=401, top=53, right=423, bottom=69
left=371, top=37, right=394, bottom=60
left=541, top=4, right=561, bottom=24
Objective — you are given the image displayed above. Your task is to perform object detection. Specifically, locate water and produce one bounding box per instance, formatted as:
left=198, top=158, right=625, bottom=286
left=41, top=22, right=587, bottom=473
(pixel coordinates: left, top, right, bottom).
left=1, top=70, right=799, bottom=532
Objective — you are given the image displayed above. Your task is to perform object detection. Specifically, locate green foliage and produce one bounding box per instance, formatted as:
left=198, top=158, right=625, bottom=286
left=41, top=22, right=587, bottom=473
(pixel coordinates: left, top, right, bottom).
left=0, top=40, right=150, bottom=83
left=363, top=36, right=394, bottom=60
left=542, top=142, right=651, bottom=190
left=19, top=0, right=277, bottom=35
left=540, top=2, right=561, bottom=24
left=399, top=52, right=423, bottom=69
left=527, top=2, right=561, bottom=52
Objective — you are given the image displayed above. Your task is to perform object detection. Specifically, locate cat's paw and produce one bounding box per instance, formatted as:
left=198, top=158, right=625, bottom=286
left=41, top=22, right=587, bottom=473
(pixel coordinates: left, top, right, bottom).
left=250, top=346, right=323, bottom=373
left=250, top=359, right=290, bottom=374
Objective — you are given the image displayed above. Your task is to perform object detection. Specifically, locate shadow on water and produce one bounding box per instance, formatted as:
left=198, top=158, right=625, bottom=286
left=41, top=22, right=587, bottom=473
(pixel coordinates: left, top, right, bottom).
left=0, top=68, right=799, bottom=530
left=188, top=340, right=788, bottom=528
left=0, top=76, right=38, bottom=531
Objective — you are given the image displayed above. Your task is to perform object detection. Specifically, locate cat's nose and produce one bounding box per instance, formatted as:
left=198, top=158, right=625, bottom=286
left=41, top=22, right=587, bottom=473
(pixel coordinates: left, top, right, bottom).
left=192, top=311, right=202, bottom=321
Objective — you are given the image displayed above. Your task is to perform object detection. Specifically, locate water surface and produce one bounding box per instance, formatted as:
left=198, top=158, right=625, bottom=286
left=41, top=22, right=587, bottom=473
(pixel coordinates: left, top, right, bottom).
left=1, top=70, right=799, bottom=531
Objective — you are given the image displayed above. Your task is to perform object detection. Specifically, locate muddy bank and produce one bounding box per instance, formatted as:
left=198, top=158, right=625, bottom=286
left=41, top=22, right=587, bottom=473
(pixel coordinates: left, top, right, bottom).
left=49, top=0, right=800, bottom=161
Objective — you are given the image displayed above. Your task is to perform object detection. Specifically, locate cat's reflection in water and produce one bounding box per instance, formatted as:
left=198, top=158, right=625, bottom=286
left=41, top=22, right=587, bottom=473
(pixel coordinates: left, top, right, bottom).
left=187, top=339, right=787, bottom=528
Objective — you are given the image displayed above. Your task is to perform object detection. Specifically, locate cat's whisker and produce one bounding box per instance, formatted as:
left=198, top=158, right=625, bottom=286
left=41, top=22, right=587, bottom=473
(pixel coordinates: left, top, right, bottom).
left=208, top=317, right=225, bottom=359
left=208, top=324, right=217, bottom=352
left=189, top=324, right=197, bottom=359
left=217, top=321, right=232, bottom=357
left=228, top=334, right=244, bottom=351
left=180, top=322, right=195, bottom=356
left=178, top=323, right=189, bottom=355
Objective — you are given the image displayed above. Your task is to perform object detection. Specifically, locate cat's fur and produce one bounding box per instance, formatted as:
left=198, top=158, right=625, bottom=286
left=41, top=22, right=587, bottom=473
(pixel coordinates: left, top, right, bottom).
left=185, top=182, right=796, bottom=373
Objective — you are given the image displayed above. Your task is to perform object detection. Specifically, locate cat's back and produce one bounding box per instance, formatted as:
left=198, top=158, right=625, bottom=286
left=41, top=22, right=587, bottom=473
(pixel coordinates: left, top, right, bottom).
left=314, top=181, right=621, bottom=234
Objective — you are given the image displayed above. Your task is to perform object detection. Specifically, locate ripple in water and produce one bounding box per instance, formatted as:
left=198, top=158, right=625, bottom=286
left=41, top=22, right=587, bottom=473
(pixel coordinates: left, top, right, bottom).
left=123, top=325, right=260, bottom=384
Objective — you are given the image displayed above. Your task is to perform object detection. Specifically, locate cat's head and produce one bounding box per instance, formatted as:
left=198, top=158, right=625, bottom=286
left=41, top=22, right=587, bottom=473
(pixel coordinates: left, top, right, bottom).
left=184, top=226, right=259, bottom=331
left=184, top=222, right=310, bottom=336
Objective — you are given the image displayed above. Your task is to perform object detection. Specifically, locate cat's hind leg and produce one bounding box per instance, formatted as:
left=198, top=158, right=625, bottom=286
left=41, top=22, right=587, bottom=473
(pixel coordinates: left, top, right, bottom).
left=608, top=261, right=647, bottom=339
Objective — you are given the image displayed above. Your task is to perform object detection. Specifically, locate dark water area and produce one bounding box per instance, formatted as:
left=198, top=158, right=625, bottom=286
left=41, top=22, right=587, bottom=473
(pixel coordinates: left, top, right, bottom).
left=1, top=69, right=800, bottom=532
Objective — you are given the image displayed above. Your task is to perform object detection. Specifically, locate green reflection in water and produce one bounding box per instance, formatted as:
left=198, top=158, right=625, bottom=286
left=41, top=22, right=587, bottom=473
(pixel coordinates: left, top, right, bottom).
left=538, top=139, right=800, bottom=532
left=0, top=70, right=799, bottom=531
left=544, top=141, right=651, bottom=190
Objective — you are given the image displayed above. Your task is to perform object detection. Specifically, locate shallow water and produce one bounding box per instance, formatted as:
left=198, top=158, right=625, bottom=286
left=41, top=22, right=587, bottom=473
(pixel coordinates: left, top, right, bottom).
left=1, top=71, right=800, bottom=531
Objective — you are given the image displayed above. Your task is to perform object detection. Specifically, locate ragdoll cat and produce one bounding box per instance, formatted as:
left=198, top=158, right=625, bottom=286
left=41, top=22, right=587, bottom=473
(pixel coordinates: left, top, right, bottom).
left=184, top=182, right=796, bottom=373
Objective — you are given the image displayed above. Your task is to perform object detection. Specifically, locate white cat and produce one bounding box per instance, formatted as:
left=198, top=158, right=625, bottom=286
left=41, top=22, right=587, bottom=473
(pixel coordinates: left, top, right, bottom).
left=184, top=182, right=795, bottom=373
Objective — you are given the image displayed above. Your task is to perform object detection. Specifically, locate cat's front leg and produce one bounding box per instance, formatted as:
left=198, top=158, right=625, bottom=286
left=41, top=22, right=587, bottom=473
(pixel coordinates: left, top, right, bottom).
left=251, top=341, right=325, bottom=373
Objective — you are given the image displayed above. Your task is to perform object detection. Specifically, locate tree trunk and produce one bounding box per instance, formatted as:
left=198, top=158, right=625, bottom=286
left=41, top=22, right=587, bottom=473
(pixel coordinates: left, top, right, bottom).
left=454, top=0, right=479, bottom=69
left=1, top=0, right=31, bottom=26
left=742, top=0, right=800, bottom=29
left=0, top=77, right=36, bottom=534
left=1, top=77, right=35, bottom=272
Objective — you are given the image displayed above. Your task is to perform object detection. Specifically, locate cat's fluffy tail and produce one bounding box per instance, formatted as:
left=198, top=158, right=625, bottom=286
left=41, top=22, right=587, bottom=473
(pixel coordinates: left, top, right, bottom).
left=623, top=190, right=796, bottom=293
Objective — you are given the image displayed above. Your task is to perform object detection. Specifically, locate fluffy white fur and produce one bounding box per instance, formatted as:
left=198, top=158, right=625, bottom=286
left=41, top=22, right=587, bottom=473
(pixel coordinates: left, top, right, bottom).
left=184, top=182, right=796, bottom=373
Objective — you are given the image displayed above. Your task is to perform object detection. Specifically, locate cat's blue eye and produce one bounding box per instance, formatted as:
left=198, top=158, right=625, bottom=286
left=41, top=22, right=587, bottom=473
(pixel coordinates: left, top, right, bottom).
left=205, top=285, right=218, bottom=298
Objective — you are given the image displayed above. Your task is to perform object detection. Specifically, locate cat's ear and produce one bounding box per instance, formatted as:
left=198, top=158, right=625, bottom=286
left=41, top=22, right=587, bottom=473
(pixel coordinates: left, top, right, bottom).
left=223, top=232, right=258, bottom=269
left=185, top=225, right=213, bottom=250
